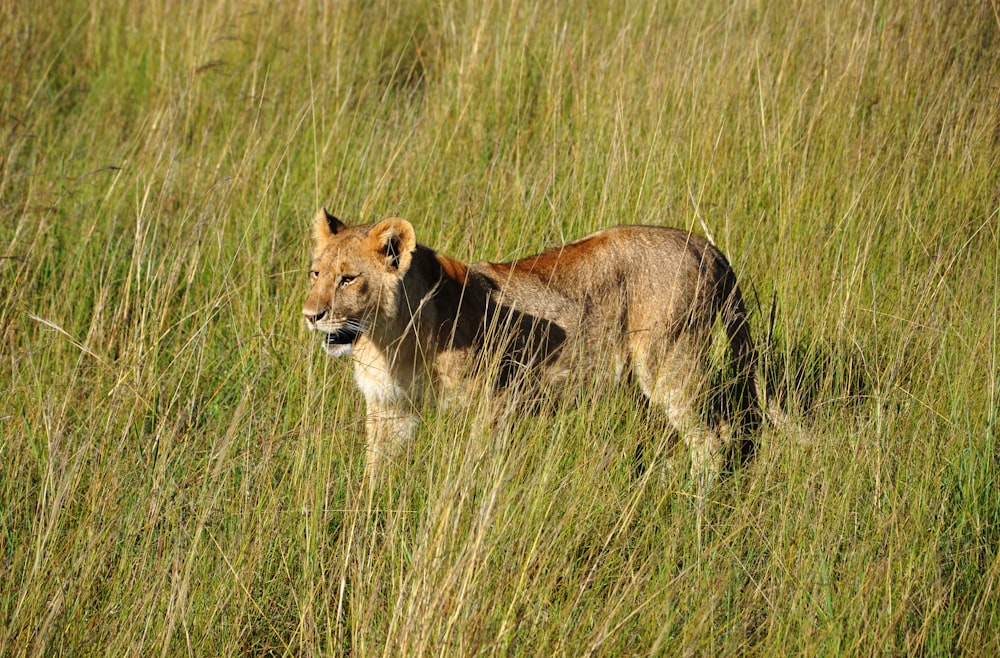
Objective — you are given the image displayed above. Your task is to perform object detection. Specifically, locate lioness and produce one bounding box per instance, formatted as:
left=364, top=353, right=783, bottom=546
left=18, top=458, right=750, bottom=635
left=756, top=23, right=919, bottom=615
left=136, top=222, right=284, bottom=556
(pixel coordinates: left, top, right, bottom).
left=303, top=209, right=760, bottom=483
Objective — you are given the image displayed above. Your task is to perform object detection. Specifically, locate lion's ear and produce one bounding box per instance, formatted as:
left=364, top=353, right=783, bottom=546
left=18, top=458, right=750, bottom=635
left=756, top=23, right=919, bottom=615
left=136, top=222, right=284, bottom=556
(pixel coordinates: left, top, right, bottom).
left=369, top=218, right=416, bottom=271
left=313, top=207, right=346, bottom=244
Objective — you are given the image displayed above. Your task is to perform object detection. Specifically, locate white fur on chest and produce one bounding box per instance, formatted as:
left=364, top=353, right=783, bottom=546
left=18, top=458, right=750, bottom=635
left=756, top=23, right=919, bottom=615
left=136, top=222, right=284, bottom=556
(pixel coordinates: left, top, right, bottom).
left=351, top=339, right=411, bottom=405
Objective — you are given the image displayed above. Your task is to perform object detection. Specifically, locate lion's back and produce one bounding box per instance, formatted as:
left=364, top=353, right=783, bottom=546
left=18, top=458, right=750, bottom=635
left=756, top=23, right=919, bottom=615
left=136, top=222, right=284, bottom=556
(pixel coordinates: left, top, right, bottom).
left=477, top=225, right=730, bottom=319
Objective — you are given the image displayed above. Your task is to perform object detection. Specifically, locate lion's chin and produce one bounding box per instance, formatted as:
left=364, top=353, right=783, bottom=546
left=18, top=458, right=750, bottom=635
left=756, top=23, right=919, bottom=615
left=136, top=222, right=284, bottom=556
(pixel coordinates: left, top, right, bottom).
left=322, top=341, right=354, bottom=357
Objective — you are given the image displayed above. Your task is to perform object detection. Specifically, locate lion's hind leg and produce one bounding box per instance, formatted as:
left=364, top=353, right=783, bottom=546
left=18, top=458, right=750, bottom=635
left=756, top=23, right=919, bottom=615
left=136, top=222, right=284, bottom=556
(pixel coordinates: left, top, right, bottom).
left=632, top=333, right=724, bottom=487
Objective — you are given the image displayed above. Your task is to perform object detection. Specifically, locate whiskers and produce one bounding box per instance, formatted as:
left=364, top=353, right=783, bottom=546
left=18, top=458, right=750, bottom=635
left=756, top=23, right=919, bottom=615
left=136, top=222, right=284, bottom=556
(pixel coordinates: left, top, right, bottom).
left=339, top=318, right=368, bottom=335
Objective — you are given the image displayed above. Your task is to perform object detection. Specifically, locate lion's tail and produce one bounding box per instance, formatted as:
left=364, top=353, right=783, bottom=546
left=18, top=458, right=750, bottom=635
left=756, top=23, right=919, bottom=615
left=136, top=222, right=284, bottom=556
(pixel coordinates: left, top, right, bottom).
left=719, top=266, right=789, bottom=437
left=718, top=267, right=761, bottom=434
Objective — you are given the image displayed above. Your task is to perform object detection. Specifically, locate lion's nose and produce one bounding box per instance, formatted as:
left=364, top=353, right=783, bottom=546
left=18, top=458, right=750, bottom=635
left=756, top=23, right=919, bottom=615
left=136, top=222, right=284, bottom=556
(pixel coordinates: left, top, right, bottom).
left=303, top=308, right=327, bottom=324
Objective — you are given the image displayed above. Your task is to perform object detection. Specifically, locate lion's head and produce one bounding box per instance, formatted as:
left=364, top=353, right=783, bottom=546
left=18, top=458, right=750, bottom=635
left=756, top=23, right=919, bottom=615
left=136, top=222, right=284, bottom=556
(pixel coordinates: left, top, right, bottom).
left=302, top=208, right=416, bottom=356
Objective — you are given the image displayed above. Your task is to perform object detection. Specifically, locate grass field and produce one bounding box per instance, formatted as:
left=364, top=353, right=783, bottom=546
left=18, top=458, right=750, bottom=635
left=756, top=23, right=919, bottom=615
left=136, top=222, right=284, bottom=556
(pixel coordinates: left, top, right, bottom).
left=2, top=0, right=999, bottom=655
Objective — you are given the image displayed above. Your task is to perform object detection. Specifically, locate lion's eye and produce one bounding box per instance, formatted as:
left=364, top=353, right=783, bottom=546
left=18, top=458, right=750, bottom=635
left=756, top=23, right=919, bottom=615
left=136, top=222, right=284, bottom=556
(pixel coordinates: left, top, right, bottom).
left=338, top=275, right=357, bottom=287
left=309, top=270, right=319, bottom=282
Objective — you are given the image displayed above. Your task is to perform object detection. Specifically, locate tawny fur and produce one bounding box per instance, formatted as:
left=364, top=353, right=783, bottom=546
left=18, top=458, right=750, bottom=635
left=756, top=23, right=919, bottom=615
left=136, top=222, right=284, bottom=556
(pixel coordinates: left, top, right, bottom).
left=303, top=208, right=759, bottom=482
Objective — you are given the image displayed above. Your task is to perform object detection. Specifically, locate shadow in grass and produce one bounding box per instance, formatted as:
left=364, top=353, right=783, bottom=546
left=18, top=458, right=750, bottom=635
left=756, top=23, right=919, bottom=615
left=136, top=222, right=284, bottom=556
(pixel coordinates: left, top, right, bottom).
left=759, top=335, right=875, bottom=421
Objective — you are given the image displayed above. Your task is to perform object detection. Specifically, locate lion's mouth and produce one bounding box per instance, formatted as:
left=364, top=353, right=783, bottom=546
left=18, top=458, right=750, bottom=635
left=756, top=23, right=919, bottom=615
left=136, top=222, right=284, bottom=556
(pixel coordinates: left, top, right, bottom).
left=324, top=326, right=361, bottom=346
left=318, top=323, right=363, bottom=357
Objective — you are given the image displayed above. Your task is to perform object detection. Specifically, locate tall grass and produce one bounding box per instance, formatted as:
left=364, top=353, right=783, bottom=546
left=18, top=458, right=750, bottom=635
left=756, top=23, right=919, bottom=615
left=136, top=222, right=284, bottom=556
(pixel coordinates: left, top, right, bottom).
left=2, top=0, right=998, bottom=654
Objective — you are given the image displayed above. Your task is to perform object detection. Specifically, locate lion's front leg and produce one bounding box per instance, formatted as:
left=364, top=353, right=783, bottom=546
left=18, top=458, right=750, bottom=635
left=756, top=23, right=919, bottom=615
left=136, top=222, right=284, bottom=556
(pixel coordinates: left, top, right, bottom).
left=363, top=400, right=418, bottom=480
